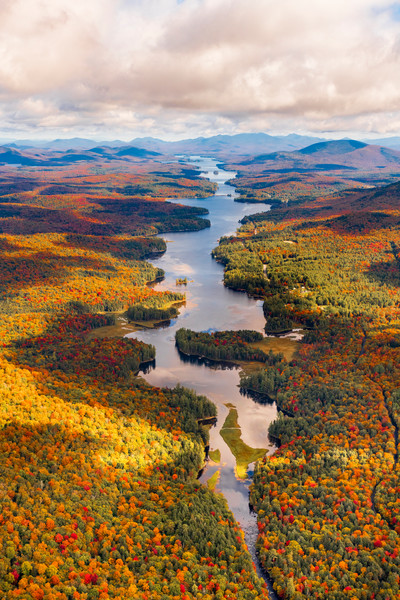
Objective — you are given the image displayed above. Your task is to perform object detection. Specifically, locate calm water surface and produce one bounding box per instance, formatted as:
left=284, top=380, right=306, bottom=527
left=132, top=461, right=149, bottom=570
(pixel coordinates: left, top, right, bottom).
left=128, top=158, right=278, bottom=588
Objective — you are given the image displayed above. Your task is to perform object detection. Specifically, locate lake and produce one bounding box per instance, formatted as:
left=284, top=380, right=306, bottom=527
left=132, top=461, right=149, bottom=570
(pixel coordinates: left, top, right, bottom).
left=128, top=157, right=279, bottom=591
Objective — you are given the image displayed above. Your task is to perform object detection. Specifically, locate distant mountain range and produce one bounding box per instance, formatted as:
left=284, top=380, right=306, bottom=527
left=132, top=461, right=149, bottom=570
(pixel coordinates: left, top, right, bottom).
left=0, top=145, right=159, bottom=166
left=127, top=133, right=326, bottom=156
left=2, top=135, right=400, bottom=167
left=4, top=138, right=126, bottom=151
left=242, top=139, right=400, bottom=171
left=140, top=134, right=400, bottom=154
left=362, top=137, right=400, bottom=151
left=1, top=133, right=325, bottom=157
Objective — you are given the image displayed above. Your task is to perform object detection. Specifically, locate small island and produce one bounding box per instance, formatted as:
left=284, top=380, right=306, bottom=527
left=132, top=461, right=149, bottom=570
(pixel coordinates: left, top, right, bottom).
left=176, top=276, right=188, bottom=285
left=175, top=327, right=269, bottom=362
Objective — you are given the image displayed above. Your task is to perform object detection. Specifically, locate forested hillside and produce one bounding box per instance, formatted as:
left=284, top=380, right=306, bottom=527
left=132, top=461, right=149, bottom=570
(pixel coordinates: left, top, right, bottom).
left=0, top=161, right=215, bottom=236
left=0, top=159, right=268, bottom=600
left=213, top=178, right=400, bottom=598
left=224, top=140, right=400, bottom=206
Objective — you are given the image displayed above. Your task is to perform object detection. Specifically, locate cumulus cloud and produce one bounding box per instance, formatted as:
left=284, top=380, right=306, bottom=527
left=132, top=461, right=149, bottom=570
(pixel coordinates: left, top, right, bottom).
left=1, top=0, right=400, bottom=137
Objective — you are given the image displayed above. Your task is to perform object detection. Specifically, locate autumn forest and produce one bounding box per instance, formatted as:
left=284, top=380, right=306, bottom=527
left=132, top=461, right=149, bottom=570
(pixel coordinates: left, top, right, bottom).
left=2, top=137, right=400, bottom=600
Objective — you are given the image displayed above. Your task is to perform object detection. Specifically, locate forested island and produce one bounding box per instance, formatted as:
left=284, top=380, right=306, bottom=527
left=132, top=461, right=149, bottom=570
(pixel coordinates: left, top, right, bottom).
left=175, top=328, right=266, bottom=362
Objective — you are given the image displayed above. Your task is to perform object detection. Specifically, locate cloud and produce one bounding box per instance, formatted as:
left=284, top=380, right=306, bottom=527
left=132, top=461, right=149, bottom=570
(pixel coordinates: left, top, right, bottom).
left=1, top=0, right=400, bottom=137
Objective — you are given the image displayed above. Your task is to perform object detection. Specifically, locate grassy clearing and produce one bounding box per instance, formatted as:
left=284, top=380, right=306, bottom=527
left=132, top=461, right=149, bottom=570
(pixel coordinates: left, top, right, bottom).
left=220, top=407, right=267, bottom=479
left=208, top=449, right=221, bottom=463
left=222, top=407, right=240, bottom=429
left=128, top=318, right=170, bottom=329
left=248, top=336, right=299, bottom=362
left=85, top=316, right=138, bottom=340
left=206, top=470, right=220, bottom=491
left=238, top=360, right=267, bottom=377
left=235, top=337, right=300, bottom=377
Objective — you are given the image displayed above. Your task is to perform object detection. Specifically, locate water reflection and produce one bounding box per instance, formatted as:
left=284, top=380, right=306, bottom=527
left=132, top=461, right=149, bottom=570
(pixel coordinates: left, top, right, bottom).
left=239, top=387, right=276, bottom=405
left=176, top=349, right=237, bottom=370
left=128, top=157, right=278, bottom=597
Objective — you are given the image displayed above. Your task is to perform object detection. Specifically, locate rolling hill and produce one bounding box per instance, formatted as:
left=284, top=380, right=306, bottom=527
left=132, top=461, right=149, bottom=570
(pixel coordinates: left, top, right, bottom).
left=129, top=132, right=325, bottom=157
left=0, top=145, right=160, bottom=166
left=243, top=139, right=400, bottom=171
left=5, top=132, right=325, bottom=157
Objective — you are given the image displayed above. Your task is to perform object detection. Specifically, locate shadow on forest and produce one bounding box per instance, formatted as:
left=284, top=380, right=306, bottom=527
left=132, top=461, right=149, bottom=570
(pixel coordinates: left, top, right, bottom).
left=320, top=211, right=400, bottom=236
left=0, top=420, right=110, bottom=476
left=365, top=259, right=400, bottom=289
left=0, top=195, right=209, bottom=237
left=0, top=417, right=183, bottom=505
left=57, top=234, right=166, bottom=262
left=0, top=251, right=117, bottom=296
left=0, top=204, right=113, bottom=235
left=0, top=237, right=24, bottom=252
left=8, top=313, right=209, bottom=442
left=0, top=177, right=39, bottom=195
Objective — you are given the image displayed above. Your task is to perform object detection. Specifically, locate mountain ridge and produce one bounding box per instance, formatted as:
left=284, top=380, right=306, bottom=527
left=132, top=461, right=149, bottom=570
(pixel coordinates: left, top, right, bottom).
left=241, top=139, right=400, bottom=170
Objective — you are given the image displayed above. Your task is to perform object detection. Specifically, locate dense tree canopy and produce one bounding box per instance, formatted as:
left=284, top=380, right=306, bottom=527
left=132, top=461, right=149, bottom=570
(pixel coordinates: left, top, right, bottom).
left=213, top=185, right=400, bottom=598
left=0, top=161, right=268, bottom=600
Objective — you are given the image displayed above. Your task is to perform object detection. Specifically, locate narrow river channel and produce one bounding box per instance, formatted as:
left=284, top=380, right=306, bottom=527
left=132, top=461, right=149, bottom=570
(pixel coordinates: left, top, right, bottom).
left=128, top=157, right=279, bottom=593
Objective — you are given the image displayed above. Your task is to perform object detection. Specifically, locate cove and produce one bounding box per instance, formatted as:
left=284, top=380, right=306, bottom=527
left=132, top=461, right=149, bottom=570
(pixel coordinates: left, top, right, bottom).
left=128, top=157, right=279, bottom=593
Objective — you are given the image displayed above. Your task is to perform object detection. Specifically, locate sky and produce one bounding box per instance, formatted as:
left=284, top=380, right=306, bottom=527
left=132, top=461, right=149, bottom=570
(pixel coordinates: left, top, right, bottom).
left=1, top=0, right=400, bottom=141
